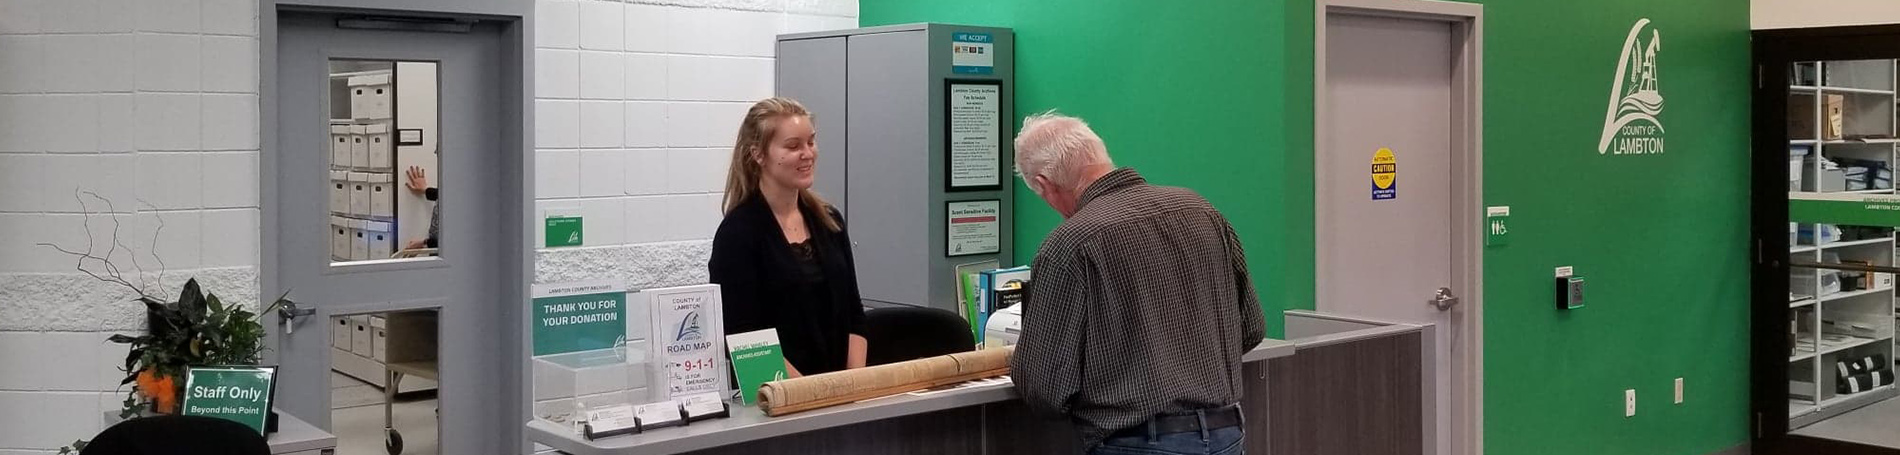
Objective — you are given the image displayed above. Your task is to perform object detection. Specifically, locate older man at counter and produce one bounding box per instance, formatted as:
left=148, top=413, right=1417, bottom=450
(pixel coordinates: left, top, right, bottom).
left=1009, top=111, right=1268, bottom=455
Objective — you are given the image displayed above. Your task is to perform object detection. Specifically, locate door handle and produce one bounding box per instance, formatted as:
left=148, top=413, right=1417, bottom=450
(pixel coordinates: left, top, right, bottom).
left=277, top=300, right=316, bottom=334
left=1428, top=287, right=1460, bottom=311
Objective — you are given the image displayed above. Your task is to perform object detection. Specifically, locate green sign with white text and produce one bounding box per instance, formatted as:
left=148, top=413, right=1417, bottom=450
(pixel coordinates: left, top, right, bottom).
left=546, top=216, right=584, bottom=247
left=532, top=281, right=627, bottom=356
left=1790, top=193, right=1900, bottom=227
left=181, top=367, right=275, bottom=434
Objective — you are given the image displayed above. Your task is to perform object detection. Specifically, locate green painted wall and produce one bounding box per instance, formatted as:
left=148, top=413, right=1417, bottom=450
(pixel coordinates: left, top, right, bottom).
left=862, top=1, right=1751, bottom=454
left=860, top=0, right=1316, bottom=338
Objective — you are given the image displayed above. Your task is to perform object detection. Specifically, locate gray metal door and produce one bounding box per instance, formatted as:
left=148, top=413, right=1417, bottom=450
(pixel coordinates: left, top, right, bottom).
left=1319, top=11, right=1460, bottom=455
left=270, top=11, right=513, bottom=453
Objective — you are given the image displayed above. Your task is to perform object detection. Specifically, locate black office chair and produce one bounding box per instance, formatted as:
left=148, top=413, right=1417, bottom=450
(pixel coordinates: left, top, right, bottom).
left=82, top=415, right=270, bottom=455
left=862, top=306, right=977, bottom=366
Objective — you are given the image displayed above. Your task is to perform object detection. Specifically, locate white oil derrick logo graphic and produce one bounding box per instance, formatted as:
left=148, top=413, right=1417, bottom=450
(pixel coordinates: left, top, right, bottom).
left=1599, top=18, right=1664, bottom=155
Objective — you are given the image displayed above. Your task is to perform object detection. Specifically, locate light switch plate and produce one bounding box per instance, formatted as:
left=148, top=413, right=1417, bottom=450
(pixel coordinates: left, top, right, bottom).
left=1675, top=378, right=1684, bottom=404
left=1626, top=389, right=1637, bottom=417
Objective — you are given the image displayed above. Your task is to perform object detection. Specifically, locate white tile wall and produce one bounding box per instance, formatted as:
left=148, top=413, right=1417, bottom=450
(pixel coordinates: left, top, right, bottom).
left=579, top=100, right=626, bottom=148
left=0, top=36, right=43, bottom=94
left=537, top=0, right=580, bottom=49
left=578, top=1, right=626, bottom=51
left=135, top=152, right=204, bottom=209
left=623, top=101, right=668, bottom=148
left=667, top=55, right=774, bottom=102
left=201, top=94, right=258, bottom=150
left=200, top=36, right=257, bottom=93
left=136, top=0, right=199, bottom=34
left=135, top=33, right=201, bottom=92
left=201, top=151, right=259, bottom=209
left=579, top=51, right=627, bottom=100
left=579, top=149, right=629, bottom=197
left=0, top=0, right=262, bottom=448
left=536, top=49, right=579, bottom=99
left=39, top=94, right=97, bottom=153
left=624, top=54, right=668, bottom=101
left=534, top=0, right=855, bottom=259
left=135, top=93, right=202, bottom=151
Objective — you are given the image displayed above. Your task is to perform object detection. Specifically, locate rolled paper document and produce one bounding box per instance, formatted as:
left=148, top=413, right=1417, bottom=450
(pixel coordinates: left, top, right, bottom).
left=758, top=346, right=1013, bottom=416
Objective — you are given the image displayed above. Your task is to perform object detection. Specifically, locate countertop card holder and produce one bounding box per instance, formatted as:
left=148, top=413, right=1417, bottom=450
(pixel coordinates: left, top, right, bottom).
left=580, top=404, right=638, bottom=440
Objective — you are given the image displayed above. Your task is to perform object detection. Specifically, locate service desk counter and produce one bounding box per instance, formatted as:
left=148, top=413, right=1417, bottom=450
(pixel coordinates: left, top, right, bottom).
left=530, top=340, right=1296, bottom=455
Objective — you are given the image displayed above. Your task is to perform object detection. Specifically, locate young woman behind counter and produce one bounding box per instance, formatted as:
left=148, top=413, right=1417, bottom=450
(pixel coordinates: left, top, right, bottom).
left=709, top=97, right=868, bottom=378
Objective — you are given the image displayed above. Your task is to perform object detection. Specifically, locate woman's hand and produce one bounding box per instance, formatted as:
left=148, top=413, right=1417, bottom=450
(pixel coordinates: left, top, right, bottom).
left=784, top=361, right=804, bottom=379
left=846, top=334, right=867, bottom=369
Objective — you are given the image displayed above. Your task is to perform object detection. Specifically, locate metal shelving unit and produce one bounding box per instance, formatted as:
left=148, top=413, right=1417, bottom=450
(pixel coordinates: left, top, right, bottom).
left=1787, top=59, right=1900, bottom=430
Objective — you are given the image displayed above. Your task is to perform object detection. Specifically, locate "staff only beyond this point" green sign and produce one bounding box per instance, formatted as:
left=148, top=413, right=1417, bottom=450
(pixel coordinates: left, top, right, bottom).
left=181, top=366, right=276, bottom=434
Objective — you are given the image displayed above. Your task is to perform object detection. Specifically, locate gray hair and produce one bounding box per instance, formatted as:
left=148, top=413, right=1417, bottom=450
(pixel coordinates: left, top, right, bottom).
left=1013, top=110, right=1112, bottom=191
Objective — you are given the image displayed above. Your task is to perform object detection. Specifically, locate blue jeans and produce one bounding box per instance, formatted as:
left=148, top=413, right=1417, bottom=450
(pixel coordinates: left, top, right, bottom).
left=1089, top=414, right=1246, bottom=455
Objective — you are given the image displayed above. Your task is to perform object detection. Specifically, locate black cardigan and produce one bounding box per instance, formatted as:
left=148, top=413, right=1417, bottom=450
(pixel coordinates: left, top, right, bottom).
left=708, top=195, right=866, bottom=375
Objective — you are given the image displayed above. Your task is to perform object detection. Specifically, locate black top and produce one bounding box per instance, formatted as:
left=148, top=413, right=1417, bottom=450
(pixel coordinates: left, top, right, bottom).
left=709, top=195, right=866, bottom=376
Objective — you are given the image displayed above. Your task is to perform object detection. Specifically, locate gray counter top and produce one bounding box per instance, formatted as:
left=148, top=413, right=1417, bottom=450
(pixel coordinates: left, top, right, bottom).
left=528, top=339, right=1294, bottom=455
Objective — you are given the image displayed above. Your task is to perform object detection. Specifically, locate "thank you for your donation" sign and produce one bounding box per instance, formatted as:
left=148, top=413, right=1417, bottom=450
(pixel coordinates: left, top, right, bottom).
left=533, top=280, right=628, bottom=356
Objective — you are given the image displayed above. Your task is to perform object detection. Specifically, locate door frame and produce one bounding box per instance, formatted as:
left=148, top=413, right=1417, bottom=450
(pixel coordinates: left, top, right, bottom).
left=1313, top=1, right=1484, bottom=455
left=1751, top=23, right=1900, bottom=455
left=259, top=1, right=534, bottom=453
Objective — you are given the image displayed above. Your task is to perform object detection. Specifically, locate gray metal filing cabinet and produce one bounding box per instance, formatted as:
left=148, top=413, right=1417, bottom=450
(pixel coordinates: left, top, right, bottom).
left=776, top=24, right=1017, bottom=312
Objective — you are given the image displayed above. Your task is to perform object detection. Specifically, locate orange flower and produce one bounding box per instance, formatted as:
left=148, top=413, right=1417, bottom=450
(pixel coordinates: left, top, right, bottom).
left=135, top=369, right=179, bottom=414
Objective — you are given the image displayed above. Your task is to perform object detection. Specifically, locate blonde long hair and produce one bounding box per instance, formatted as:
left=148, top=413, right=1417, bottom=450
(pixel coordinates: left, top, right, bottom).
left=722, top=97, right=841, bottom=232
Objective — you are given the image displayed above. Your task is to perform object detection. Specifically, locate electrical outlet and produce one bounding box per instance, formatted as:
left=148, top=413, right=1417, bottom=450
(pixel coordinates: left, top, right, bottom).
left=1675, top=378, right=1684, bottom=404
left=1625, top=389, right=1637, bottom=417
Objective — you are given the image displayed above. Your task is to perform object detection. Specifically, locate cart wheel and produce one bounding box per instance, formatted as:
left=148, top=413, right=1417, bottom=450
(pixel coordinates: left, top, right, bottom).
left=385, top=428, right=404, bottom=455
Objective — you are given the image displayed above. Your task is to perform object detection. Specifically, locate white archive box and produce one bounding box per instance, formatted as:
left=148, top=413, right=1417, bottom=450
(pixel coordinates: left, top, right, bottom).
left=370, top=316, right=388, bottom=362
left=368, top=173, right=394, bottom=219
left=329, top=171, right=350, bottom=214
left=365, top=220, right=394, bottom=259
left=330, top=124, right=352, bottom=168
left=348, top=125, right=370, bottom=169
left=532, top=347, right=650, bottom=426
left=350, top=219, right=370, bottom=261
left=330, top=216, right=352, bottom=260
left=349, top=74, right=392, bottom=120
left=365, top=124, right=391, bottom=170
left=350, top=314, right=373, bottom=357
left=347, top=172, right=371, bottom=217
left=332, top=317, right=352, bottom=349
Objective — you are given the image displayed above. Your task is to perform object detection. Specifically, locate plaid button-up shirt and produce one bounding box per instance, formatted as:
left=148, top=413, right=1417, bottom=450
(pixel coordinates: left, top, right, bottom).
left=1011, top=167, right=1268, bottom=446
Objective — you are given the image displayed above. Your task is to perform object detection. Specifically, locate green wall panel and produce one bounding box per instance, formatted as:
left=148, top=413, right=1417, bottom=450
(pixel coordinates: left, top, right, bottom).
left=862, top=1, right=1751, bottom=454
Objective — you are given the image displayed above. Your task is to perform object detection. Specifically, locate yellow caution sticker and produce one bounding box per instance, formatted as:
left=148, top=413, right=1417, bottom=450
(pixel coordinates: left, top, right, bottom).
left=1371, top=148, right=1397, bottom=200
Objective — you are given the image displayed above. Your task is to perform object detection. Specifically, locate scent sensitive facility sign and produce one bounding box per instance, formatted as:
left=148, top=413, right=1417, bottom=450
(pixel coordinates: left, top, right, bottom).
left=533, top=280, right=627, bottom=356
left=951, top=32, right=994, bottom=74
left=647, top=284, right=729, bottom=400
left=1371, top=148, right=1397, bottom=200
left=946, top=200, right=1002, bottom=256
left=181, top=366, right=276, bottom=434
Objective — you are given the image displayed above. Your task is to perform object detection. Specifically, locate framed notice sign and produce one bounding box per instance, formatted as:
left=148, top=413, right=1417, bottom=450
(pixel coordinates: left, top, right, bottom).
left=945, top=80, right=1004, bottom=191
left=946, top=200, right=1003, bottom=257
left=645, top=284, right=731, bottom=401
left=181, top=366, right=278, bottom=434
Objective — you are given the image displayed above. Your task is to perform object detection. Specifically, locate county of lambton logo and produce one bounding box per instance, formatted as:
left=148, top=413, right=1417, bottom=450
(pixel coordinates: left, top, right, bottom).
left=1599, top=18, right=1664, bottom=156
left=674, top=310, right=703, bottom=342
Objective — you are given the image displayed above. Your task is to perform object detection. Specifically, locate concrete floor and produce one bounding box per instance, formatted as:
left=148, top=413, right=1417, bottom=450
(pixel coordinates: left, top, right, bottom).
left=1793, top=394, right=1900, bottom=448
left=332, top=372, right=439, bottom=455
